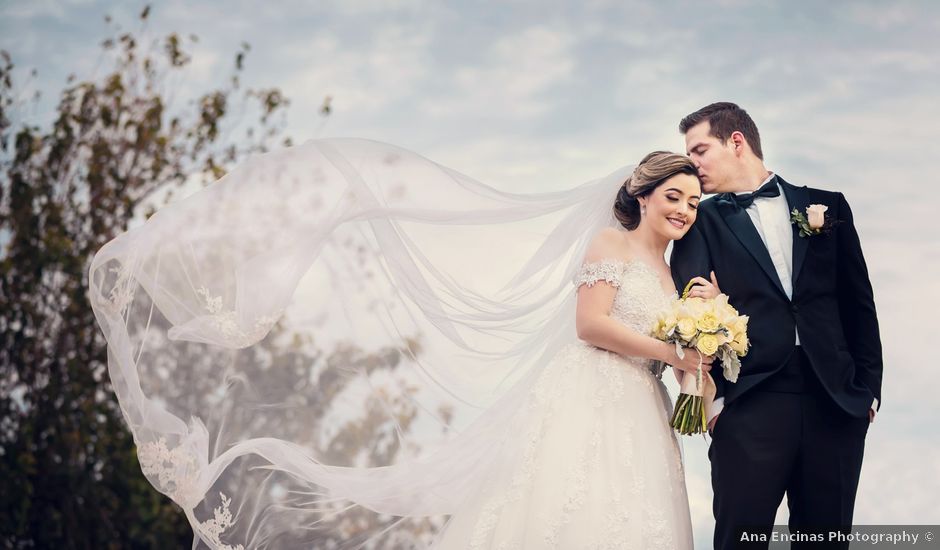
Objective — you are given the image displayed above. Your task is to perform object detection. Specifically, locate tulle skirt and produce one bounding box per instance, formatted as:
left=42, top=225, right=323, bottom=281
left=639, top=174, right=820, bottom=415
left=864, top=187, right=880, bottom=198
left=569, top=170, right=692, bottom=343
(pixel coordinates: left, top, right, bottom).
left=432, top=340, right=693, bottom=549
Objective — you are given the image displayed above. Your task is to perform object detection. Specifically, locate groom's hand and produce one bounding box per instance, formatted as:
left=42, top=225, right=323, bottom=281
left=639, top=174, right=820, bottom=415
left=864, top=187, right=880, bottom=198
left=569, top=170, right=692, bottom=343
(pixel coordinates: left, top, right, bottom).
left=869, top=408, right=876, bottom=423
left=686, top=271, right=722, bottom=299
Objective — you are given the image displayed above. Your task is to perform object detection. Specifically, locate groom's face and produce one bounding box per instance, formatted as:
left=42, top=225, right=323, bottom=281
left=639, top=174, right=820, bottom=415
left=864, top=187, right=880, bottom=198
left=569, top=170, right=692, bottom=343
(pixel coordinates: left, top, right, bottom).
left=684, top=121, right=737, bottom=194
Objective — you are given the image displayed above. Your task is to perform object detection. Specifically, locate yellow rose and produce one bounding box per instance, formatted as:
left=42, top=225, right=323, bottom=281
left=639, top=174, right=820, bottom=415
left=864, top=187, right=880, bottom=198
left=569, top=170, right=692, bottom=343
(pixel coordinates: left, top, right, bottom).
left=729, top=332, right=749, bottom=356
left=696, top=312, right=721, bottom=333
left=683, top=297, right=706, bottom=316
left=718, top=300, right=738, bottom=323
left=651, top=318, right=667, bottom=339
left=660, top=313, right=677, bottom=335
left=729, top=316, right=748, bottom=337
left=696, top=333, right=720, bottom=356
left=677, top=318, right=697, bottom=341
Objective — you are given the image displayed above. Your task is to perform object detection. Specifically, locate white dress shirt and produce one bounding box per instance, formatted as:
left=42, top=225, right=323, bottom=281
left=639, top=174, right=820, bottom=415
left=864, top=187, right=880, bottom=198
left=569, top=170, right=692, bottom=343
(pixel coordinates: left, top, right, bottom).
left=741, top=173, right=799, bottom=343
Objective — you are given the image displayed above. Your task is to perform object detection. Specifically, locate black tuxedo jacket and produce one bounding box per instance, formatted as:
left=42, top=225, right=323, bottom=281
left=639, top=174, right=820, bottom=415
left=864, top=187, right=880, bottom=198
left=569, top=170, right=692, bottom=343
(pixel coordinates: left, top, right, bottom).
left=670, top=176, right=883, bottom=418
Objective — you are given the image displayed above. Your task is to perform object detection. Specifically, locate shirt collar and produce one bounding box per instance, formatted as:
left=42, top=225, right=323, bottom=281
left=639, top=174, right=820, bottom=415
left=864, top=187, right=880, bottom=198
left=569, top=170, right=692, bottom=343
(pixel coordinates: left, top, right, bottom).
left=735, top=171, right=777, bottom=196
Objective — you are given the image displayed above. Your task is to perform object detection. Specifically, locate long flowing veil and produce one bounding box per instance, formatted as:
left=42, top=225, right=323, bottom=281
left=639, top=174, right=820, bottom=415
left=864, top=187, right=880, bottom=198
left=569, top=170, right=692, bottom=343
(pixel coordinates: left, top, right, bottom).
left=88, top=138, right=636, bottom=548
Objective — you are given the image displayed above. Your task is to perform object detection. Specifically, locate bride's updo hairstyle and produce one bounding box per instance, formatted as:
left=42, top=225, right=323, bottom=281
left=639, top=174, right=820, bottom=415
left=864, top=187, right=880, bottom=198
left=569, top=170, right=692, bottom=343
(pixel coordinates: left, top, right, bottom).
left=614, top=151, right=698, bottom=230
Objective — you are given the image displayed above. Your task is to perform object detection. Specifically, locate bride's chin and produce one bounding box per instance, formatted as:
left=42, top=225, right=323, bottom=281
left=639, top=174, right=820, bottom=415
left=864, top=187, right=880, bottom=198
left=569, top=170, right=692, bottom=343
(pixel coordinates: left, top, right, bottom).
left=658, top=224, right=686, bottom=240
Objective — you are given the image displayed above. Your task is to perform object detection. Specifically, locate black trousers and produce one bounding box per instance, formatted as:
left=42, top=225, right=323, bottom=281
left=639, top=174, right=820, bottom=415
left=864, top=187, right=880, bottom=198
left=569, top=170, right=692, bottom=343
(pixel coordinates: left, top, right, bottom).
left=710, top=347, right=870, bottom=549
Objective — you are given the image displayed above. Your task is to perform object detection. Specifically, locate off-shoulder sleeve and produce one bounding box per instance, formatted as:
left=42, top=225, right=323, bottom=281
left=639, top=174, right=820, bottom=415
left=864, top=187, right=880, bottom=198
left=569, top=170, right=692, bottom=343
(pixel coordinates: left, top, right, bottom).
left=573, top=259, right=626, bottom=290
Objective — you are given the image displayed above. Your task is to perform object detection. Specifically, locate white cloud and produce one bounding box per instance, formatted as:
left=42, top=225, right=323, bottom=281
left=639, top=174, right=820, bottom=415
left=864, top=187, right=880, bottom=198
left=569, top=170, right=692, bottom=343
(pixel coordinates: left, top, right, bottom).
left=315, top=0, right=431, bottom=16
left=845, top=2, right=927, bottom=31
left=0, top=0, right=69, bottom=20
left=419, top=26, right=576, bottom=120
left=856, top=437, right=940, bottom=522
left=280, top=25, right=432, bottom=115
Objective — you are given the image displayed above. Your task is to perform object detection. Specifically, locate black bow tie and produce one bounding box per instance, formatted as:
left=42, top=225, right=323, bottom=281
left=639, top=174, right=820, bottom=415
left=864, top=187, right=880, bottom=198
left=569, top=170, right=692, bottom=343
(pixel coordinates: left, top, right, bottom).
left=718, top=178, right=780, bottom=209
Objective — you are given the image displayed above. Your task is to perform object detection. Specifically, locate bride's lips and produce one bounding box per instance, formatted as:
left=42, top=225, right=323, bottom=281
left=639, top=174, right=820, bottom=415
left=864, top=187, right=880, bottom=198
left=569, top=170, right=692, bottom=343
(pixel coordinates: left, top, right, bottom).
left=667, top=216, right=687, bottom=229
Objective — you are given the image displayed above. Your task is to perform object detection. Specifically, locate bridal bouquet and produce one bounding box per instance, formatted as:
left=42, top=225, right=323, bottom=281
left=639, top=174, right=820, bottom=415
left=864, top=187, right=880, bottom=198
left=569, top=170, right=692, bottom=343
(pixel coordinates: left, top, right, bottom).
left=651, top=282, right=749, bottom=435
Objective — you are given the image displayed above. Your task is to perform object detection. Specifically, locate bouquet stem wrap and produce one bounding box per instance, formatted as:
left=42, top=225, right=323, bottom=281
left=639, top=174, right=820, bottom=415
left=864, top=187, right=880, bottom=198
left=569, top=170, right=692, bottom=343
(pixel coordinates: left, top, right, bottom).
left=671, top=354, right=718, bottom=435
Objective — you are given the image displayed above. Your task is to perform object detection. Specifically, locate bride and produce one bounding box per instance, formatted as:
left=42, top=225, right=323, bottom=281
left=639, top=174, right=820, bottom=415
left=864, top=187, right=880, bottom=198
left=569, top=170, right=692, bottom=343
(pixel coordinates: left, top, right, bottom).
left=89, top=142, right=711, bottom=549
left=433, top=151, right=707, bottom=548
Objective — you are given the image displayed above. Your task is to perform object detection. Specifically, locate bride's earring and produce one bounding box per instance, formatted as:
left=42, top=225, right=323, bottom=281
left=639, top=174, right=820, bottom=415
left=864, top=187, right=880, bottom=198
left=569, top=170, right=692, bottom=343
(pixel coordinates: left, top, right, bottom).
left=640, top=204, right=647, bottom=216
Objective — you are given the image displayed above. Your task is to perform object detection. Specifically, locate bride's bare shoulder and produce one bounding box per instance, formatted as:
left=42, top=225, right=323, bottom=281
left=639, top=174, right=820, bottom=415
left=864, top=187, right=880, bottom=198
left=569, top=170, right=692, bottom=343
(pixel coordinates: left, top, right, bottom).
left=583, top=227, right=630, bottom=263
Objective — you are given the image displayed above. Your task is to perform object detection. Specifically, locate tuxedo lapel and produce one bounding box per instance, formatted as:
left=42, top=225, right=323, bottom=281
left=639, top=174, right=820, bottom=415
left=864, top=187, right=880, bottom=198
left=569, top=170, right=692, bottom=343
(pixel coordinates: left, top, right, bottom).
left=779, top=178, right=810, bottom=286
left=715, top=199, right=788, bottom=299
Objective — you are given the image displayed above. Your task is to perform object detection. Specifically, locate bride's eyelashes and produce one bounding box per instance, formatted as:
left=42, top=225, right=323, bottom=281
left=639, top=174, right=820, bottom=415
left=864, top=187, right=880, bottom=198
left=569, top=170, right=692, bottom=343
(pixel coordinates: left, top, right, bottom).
left=665, top=194, right=698, bottom=210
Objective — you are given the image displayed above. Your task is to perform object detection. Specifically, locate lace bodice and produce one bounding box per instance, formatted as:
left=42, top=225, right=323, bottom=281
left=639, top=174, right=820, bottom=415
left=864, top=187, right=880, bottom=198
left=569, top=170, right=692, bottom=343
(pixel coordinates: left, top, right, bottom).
left=573, top=258, right=678, bottom=373
left=573, top=258, right=678, bottom=332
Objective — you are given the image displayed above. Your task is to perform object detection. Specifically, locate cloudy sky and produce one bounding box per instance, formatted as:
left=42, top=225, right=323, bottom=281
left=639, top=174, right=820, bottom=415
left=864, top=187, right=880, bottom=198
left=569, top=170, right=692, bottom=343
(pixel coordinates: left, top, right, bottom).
left=3, top=0, right=938, bottom=545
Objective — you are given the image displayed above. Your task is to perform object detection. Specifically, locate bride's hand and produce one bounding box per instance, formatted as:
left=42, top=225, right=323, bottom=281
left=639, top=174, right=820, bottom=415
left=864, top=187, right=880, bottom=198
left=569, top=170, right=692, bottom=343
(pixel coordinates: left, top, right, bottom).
left=670, top=346, right=714, bottom=374
left=685, top=271, right=721, bottom=299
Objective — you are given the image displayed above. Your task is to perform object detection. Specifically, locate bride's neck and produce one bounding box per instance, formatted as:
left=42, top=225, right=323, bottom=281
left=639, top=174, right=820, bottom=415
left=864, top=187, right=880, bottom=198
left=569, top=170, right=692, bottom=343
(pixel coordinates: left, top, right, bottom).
left=627, top=223, right=669, bottom=263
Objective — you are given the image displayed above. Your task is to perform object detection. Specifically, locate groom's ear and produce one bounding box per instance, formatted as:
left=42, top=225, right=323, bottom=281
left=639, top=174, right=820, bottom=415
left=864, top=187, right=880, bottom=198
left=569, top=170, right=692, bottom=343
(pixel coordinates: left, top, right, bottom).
left=730, top=131, right=744, bottom=152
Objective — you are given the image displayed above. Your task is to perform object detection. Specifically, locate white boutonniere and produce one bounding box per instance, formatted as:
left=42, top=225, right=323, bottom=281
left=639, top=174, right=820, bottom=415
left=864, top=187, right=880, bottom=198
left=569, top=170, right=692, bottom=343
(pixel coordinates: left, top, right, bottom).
left=790, top=204, right=832, bottom=237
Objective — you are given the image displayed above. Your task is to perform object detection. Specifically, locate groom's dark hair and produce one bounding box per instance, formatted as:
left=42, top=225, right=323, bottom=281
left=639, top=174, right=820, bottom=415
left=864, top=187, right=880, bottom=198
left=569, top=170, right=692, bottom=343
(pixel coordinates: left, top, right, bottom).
left=679, top=102, right=764, bottom=160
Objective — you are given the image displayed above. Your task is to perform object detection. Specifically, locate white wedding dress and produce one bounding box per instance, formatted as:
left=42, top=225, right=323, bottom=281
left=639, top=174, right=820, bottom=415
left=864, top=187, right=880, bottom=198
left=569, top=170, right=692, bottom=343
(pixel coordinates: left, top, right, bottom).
left=432, top=258, right=693, bottom=549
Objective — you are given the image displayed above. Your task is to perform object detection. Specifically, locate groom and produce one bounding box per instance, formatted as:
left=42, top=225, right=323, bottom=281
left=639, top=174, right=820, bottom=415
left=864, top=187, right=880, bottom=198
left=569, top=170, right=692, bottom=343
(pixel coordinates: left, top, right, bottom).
left=670, top=102, right=882, bottom=549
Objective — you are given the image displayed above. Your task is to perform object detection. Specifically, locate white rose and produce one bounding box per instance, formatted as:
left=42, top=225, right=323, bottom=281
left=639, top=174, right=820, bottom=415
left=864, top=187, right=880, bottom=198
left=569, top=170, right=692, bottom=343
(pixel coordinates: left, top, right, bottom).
left=806, top=204, right=829, bottom=230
